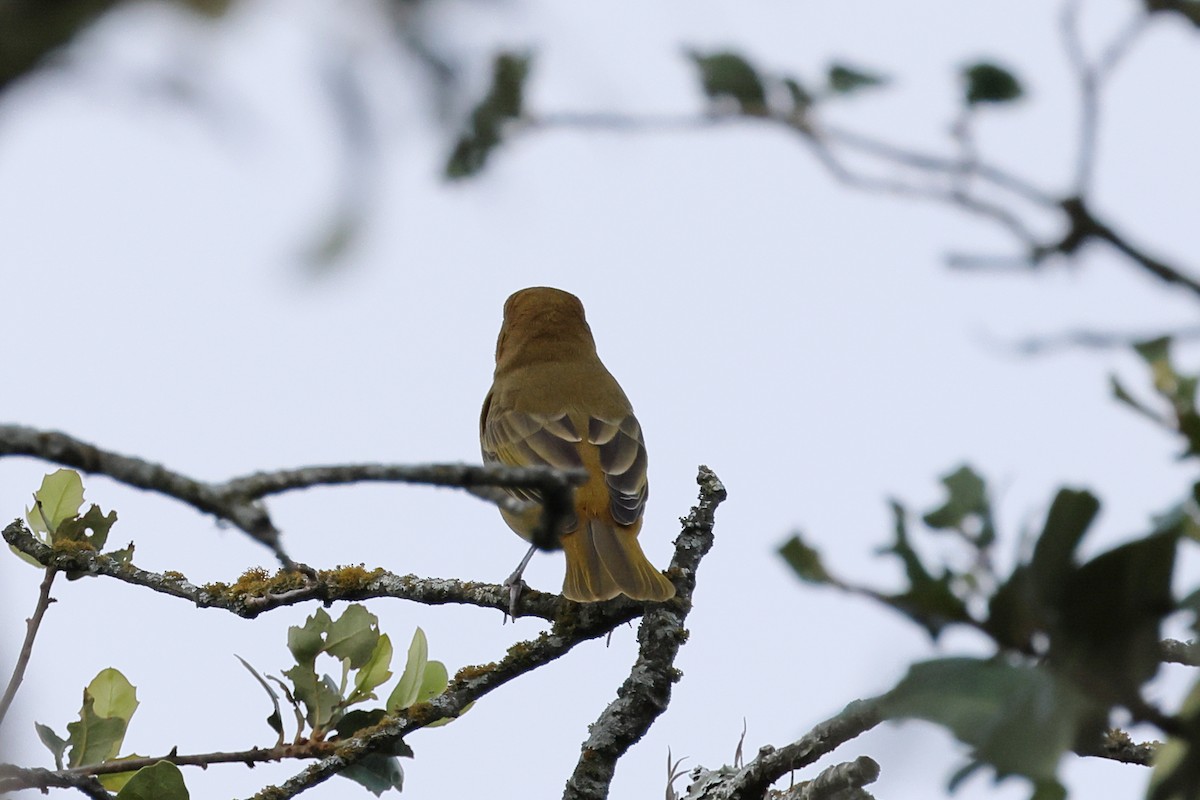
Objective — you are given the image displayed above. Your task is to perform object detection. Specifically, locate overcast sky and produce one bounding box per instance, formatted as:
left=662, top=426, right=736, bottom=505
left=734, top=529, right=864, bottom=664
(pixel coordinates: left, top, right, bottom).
left=2, top=1, right=1199, bottom=798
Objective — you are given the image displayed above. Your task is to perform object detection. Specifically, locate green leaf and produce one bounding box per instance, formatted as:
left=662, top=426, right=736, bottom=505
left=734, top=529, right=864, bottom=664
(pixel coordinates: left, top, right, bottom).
left=284, top=665, right=341, bottom=731
left=922, top=464, right=994, bottom=546
left=1052, top=531, right=1178, bottom=701
left=235, top=655, right=283, bottom=739
left=687, top=50, right=767, bottom=113
left=1149, top=672, right=1200, bottom=800
left=827, top=63, right=886, bottom=94
left=35, top=722, right=68, bottom=769
left=339, top=754, right=405, bottom=796
left=350, top=633, right=394, bottom=704
left=115, top=760, right=189, bottom=800
left=778, top=533, right=832, bottom=584
left=417, top=660, right=448, bottom=703
left=288, top=608, right=332, bottom=666
left=963, top=62, right=1023, bottom=106
left=445, top=52, right=531, bottom=179
left=881, top=657, right=1097, bottom=784
left=327, top=604, right=381, bottom=670
left=66, top=693, right=127, bottom=768
left=387, top=628, right=429, bottom=713
left=98, top=754, right=149, bottom=792
left=27, top=469, right=85, bottom=534
left=56, top=505, right=118, bottom=549
left=88, top=668, right=139, bottom=722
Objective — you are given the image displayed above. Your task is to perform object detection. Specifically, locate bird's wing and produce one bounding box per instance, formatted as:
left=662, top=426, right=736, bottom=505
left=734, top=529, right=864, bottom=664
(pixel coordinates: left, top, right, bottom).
left=587, top=415, right=649, bottom=527
left=481, top=403, right=585, bottom=504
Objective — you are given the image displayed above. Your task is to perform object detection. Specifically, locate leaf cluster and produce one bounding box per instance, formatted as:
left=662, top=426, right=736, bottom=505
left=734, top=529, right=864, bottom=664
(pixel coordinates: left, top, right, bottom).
left=780, top=340, right=1200, bottom=798
left=15, top=468, right=126, bottom=577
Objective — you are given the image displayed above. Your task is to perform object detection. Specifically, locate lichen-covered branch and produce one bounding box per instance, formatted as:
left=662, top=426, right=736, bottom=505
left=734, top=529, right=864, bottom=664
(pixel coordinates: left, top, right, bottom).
left=682, top=699, right=884, bottom=800
left=2, top=518, right=568, bottom=621
left=563, top=466, right=726, bottom=800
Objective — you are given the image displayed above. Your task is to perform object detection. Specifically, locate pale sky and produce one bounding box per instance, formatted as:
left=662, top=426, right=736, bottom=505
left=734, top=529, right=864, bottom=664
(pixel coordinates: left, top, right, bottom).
left=2, top=1, right=1198, bottom=798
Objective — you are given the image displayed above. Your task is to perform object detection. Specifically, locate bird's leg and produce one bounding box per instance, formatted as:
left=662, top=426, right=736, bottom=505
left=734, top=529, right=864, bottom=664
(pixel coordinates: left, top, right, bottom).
left=503, top=543, right=537, bottom=621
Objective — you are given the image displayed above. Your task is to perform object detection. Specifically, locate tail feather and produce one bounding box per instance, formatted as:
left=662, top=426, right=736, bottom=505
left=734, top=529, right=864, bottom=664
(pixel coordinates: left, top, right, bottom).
left=561, top=519, right=675, bottom=602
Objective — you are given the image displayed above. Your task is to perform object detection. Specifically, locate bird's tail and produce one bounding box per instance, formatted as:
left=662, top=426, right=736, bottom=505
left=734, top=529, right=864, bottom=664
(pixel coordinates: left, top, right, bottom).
left=561, top=519, right=676, bottom=602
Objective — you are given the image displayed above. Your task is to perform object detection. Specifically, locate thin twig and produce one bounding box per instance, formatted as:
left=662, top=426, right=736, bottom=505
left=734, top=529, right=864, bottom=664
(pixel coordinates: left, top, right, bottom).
left=0, top=425, right=587, bottom=567
left=0, top=567, right=57, bottom=730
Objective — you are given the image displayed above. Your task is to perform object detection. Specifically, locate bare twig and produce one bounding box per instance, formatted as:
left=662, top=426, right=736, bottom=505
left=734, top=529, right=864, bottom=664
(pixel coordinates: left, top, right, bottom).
left=563, top=467, right=726, bottom=800
left=992, top=325, right=1200, bottom=356
left=0, top=567, right=57, bottom=730
left=0, top=742, right=337, bottom=793
left=0, top=425, right=587, bottom=567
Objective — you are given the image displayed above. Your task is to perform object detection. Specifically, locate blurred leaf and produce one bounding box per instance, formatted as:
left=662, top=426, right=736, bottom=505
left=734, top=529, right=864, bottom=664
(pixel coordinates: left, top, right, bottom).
left=27, top=469, right=84, bottom=534
left=687, top=50, right=767, bottom=113
left=827, top=63, right=887, bottom=94
left=1143, top=0, right=1200, bottom=28
left=1149, top=671, right=1200, bottom=800
left=985, top=565, right=1039, bottom=652
left=35, top=722, right=68, bottom=769
left=879, top=501, right=972, bottom=638
left=1134, top=336, right=1172, bottom=365
left=963, top=62, right=1023, bottom=106
left=1131, top=337, right=1200, bottom=455
left=782, top=77, right=812, bottom=114
left=1111, top=374, right=1164, bottom=423
left=115, top=761, right=189, bottom=800
left=778, top=533, right=832, bottom=584
left=387, top=628, right=429, bottom=713
left=340, top=754, right=405, bottom=796
left=881, top=657, right=1095, bottom=785
left=923, top=464, right=994, bottom=546
left=1052, top=531, right=1178, bottom=701
left=1028, top=489, right=1098, bottom=610
left=326, top=604, right=380, bottom=670
left=445, top=52, right=531, bottom=179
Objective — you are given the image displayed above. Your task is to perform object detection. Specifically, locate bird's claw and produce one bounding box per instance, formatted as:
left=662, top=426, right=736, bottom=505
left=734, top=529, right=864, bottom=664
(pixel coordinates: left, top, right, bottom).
left=502, top=575, right=527, bottom=622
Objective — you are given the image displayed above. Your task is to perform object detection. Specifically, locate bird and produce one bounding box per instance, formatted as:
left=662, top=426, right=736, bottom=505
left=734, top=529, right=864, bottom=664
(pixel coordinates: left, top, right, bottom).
left=480, top=287, right=676, bottom=610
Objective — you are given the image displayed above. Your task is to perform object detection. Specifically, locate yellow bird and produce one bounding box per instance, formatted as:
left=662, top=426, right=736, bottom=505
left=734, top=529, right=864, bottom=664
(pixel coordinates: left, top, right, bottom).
left=480, top=287, right=676, bottom=604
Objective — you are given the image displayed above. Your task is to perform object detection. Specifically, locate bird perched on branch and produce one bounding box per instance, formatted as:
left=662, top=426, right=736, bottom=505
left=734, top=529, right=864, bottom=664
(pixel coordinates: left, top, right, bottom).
left=480, top=287, right=676, bottom=610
